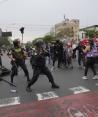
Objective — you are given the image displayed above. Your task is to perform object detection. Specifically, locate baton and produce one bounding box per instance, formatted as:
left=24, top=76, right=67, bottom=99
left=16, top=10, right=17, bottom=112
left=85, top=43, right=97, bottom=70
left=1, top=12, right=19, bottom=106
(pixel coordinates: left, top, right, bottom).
left=0, top=77, right=16, bottom=87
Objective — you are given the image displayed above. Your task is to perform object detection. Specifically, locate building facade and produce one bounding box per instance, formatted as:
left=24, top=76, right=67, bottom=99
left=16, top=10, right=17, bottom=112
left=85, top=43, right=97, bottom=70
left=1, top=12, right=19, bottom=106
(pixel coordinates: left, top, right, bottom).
left=52, top=19, right=79, bottom=42
left=79, top=25, right=98, bottom=40
left=80, top=25, right=98, bottom=31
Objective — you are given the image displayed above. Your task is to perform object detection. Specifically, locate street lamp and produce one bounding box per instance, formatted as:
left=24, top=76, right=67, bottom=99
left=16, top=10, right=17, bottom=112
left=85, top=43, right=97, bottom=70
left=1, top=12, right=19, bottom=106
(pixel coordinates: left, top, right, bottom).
left=19, top=27, right=24, bottom=43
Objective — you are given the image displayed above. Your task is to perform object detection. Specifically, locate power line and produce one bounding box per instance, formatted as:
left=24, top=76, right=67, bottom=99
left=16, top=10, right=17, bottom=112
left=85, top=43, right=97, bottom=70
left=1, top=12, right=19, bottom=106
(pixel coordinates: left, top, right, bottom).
left=0, top=23, right=54, bottom=28
left=0, top=23, right=54, bottom=32
left=1, top=24, right=53, bottom=31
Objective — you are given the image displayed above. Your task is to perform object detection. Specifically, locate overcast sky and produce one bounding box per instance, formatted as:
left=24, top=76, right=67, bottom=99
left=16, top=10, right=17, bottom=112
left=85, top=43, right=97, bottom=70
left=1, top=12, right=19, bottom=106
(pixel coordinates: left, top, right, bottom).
left=0, top=0, right=98, bottom=42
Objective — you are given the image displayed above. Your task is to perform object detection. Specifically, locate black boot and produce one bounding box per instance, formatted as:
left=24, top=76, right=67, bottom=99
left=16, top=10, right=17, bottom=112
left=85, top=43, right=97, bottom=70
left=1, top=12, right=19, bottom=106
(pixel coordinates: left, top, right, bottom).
left=52, top=83, right=60, bottom=89
left=27, top=79, right=31, bottom=83
left=27, top=76, right=30, bottom=82
left=26, top=86, right=32, bottom=92
left=0, top=77, right=2, bottom=81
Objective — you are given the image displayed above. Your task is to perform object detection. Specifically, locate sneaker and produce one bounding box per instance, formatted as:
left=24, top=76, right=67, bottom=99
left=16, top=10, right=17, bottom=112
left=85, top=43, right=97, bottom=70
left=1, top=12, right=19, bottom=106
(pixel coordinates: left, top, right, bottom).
left=51, top=67, right=54, bottom=71
left=26, top=87, right=32, bottom=92
left=52, top=84, right=60, bottom=89
left=82, top=76, right=88, bottom=80
left=92, top=75, right=98, bottom=80
left=10, top=89, right=17, bottom=93
left=82, top=66, right=85, bottom=69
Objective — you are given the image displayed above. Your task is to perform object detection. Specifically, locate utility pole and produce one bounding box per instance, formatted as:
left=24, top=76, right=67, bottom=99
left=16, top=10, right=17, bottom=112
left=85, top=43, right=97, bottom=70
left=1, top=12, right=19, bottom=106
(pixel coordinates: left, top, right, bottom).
left=64, top=14, right=66, bottom=21
left=19, top=27, right=24, bottom=44
left=54, top=25, right=56, bottom=38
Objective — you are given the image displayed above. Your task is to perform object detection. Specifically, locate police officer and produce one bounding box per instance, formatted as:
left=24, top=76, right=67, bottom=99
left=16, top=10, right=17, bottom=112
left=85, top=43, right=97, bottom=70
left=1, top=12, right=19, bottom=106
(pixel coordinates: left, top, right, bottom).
left=0, top=50, right=2, bottom=67
left=10, top=39, right=30, bottom=83
left=26, top=43, right=60, bottom=92
left=53, top=40, right=63, bottom=68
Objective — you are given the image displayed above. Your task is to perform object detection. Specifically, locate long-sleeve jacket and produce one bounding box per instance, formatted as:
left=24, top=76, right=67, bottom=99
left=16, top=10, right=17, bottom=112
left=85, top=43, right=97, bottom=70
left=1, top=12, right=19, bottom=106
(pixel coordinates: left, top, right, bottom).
left=30, top=50, right=49, bottom=68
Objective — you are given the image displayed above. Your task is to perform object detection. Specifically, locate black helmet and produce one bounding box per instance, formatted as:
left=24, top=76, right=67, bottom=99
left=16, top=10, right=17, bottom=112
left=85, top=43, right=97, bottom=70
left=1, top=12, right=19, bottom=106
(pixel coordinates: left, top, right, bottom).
left=34, top=39, right=44, bottom=48
left=56, top=40, right=60, bottom=43
left=13, top=39, right=20, bottom=47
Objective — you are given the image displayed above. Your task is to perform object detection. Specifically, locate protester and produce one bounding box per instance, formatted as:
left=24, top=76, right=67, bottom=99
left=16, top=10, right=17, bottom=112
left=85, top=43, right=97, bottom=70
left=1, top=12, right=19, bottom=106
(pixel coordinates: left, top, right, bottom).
left=82, top=42, right=98, bottom=80
left=10, top=39, right=30, bottom=83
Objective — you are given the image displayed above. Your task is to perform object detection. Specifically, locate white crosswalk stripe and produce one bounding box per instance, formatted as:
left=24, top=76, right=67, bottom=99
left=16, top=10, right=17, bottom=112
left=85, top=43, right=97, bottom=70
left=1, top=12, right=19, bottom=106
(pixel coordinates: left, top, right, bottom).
left=36, top=91, right=59, bottom=101
left=0, top=97, right=20, bottom=107
left=69, top=86, right=90, bottom=94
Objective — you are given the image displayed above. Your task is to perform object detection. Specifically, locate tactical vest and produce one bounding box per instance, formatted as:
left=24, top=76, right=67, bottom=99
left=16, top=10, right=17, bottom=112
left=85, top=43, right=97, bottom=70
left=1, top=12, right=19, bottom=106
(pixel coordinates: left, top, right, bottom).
left=12, top=48, right=26, bottom=60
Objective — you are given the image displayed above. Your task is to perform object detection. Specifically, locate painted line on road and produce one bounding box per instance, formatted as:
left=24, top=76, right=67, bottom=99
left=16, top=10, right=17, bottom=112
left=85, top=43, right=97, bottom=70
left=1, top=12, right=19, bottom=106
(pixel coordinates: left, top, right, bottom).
left=36, top=91, right=59, bottom=101
left=69, top=86, right=90, bottom=94
left=0, top=97, right=20, bottom=108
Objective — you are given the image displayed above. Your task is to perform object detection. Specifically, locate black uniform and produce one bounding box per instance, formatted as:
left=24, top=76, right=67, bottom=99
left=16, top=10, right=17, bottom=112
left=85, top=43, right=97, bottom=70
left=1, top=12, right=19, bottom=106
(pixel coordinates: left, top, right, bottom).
left=53, top=41, right=63, bottom=68
left=0, top=50, right=2, bottom=67
left=27, top=50, right=59, bottom=92
left=73, top=45, right=85, bottom=66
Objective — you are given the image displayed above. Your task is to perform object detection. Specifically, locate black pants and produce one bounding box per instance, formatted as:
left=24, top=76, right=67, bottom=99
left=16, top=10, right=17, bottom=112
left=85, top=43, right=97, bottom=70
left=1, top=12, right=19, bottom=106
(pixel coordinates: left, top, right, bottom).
left=0, top=56, right=2, bottom=67
left=53, top=54, right=57, bottom=66
left=58, top=55, right=63, bottom=67
left=11, top=60, right=30, bottom=83
left=84, top=58, right=96, bottom=76
left=28, top=66, right=55, bottom=87
left=53, top=54, right=62, bottom=67
left=78, top=54, right=85, bottom=66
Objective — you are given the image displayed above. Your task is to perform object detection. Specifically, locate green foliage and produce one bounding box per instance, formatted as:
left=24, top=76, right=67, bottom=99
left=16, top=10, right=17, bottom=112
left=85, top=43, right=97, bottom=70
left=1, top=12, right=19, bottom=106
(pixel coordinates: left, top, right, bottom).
left=56, top=28, right=73, bottom=38
left=25, top=41, right=32, bottom=47
left=43, top=35, right=55, bottom=43
left=85, top=30, right=98, bottom=38
left=0, top=37, right=11, bottom=47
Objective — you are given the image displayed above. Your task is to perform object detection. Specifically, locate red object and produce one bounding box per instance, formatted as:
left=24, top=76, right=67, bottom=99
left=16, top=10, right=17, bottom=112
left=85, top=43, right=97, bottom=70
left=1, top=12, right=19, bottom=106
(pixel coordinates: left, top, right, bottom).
left=0, top=91, right=98, bottom=117
left=80, top=38, right=89, bottom=46
left=67, top=42, right=72, bottom=48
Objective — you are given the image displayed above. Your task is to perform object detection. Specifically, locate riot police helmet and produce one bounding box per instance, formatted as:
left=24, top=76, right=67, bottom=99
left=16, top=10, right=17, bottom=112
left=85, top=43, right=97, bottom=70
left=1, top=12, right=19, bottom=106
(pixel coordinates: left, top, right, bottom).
left=13, top=39, right=20, bottom=47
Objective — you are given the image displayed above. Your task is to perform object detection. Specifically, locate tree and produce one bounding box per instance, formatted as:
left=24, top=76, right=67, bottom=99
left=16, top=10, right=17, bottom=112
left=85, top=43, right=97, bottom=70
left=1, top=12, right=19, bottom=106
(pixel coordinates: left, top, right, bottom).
left=43, top=35, right=55, bottom=43
left=25, top=41, right=32, bottom=47
left=0, top=37, right=12, bottom=48
left=56, top=28, right=73, bottom=39
left=85, top=30, right=98, bottom=38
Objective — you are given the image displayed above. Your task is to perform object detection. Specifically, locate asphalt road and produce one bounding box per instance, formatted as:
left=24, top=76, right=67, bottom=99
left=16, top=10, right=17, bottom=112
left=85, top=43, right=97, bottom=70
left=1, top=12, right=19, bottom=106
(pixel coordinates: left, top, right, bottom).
left=0, top=53, right=98, bottom=104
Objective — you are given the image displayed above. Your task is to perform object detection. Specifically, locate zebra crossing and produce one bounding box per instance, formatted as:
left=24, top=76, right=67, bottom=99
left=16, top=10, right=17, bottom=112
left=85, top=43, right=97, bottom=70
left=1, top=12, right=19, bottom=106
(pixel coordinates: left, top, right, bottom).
left=0, top=85, right=91, bottom=108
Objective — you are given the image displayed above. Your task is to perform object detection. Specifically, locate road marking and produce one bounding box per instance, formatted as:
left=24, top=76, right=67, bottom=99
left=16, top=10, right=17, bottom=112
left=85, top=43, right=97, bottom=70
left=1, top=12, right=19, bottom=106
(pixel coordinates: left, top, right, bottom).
left=0, top=97, right=20, bottom=107
left=69, top=86, right=90, bottom=94
left=36, top=91, right=59, bottom=101
left=68, top=108, right=87, bottom=117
